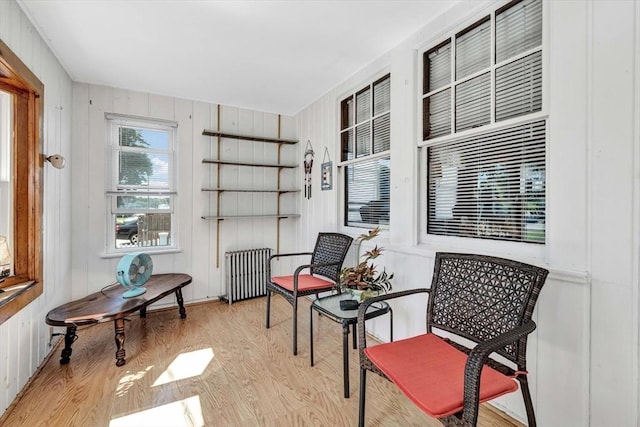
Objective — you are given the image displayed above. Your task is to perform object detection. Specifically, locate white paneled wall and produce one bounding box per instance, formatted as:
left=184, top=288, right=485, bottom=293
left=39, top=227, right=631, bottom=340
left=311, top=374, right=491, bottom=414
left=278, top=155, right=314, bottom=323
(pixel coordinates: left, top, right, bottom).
left=3, top=0, right=640, bottom=425
left=71, top=83, right=299, bottom=305
left=296, top=0, right=639, bottom=426
left=0, top=0, right=73, bottom=416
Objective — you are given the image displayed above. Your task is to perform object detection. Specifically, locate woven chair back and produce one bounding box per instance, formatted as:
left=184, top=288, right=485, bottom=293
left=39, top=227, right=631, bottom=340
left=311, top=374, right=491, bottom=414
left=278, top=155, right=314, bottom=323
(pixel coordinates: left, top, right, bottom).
left=309, top=233, right=353, bottom=283
left=427, top=252, right=548, bottom=364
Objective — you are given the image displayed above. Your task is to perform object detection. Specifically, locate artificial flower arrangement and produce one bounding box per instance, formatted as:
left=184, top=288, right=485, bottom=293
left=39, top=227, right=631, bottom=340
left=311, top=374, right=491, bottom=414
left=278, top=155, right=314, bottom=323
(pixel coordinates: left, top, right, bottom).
left=339, top=227, right=393, bottom=301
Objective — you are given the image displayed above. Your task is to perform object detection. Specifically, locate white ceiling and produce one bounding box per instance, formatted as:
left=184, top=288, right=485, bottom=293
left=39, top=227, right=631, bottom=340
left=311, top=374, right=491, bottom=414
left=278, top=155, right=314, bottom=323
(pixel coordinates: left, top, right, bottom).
left=18, top=0, right=459, bottom=116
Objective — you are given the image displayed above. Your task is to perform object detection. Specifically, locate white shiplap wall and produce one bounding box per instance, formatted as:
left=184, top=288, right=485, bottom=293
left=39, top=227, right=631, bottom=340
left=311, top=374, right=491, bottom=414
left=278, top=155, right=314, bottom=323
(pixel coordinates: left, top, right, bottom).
left=71, top=83, right=299, bottom=307
left=0, top=0, right=73, bottom=416
left=296, top=0, right=640, bottom=426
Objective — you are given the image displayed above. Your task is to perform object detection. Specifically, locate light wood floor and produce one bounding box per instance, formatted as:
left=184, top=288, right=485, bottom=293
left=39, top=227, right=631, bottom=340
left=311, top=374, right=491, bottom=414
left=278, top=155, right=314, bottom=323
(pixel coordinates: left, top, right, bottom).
left=1, top=296, right=524, bottom=426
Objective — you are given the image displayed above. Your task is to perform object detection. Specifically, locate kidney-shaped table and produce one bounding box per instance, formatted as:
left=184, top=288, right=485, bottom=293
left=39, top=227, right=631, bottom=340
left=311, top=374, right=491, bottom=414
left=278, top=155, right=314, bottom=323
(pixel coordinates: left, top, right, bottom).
left=45, top=273, right=192, bottom=367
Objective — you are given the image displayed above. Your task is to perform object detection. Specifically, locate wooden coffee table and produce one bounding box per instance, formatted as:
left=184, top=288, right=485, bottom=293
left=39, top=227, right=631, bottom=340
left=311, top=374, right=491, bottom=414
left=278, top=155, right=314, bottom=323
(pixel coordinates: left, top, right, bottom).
left=45, top=273, right=192, bottom=367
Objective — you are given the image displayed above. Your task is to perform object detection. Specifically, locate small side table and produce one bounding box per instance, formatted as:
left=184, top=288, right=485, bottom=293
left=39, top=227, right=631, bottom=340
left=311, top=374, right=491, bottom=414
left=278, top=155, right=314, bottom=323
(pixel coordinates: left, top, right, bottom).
left=310, top=292, right=393, bottom=398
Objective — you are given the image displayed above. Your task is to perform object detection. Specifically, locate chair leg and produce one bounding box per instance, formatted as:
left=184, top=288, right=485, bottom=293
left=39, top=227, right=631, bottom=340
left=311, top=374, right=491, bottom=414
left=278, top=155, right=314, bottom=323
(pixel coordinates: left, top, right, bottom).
left=265, top=291, right=271, bottom=329
left=358, top=368, right=367, bottom=427
left=292, top=298, right=298, bottom=355
left=519, top=375, right=537, bottom=427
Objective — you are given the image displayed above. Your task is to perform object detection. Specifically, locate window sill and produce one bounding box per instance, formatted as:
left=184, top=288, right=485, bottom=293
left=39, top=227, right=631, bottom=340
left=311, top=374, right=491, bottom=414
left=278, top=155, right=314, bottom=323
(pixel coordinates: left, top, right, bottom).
left=0, top=279, right=40, bottom=325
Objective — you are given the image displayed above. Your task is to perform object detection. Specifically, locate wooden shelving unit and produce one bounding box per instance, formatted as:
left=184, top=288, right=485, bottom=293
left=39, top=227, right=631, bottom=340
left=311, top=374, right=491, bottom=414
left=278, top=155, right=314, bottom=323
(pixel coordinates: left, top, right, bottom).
left=202, top=110, right=299, bottom=266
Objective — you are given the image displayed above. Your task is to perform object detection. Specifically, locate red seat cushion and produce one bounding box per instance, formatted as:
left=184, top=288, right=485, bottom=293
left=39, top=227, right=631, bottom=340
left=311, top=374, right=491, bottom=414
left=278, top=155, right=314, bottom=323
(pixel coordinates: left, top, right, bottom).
left=271, top=274, right=335, bottom=292
left=364, top=333, right=518, bottom=418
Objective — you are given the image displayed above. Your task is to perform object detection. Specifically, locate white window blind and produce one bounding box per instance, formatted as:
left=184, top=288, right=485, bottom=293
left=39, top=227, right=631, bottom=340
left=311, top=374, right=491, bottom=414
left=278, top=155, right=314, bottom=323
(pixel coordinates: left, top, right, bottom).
left=427, top=120, right=545, bottom=242
left=421, top=0, right=544, bottom=244
left=496, top=0, right=543, bottom=63
left=455, top=72, right=491, bottom=132
left=456, top=18, right=491, bottom=79
left=340, top=74, right=391, bottom=227
left=345, top=157, right=390, bottom=226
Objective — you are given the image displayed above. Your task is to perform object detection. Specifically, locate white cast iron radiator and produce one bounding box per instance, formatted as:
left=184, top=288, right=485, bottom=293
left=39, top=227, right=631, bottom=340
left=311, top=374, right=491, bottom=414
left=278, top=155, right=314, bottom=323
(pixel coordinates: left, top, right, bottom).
left=223, top=248, right=272, bottom=304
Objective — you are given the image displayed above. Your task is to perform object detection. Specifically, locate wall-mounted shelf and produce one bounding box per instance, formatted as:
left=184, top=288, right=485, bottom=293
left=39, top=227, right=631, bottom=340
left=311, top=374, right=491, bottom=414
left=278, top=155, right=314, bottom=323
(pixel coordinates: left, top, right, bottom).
left=201, top=130, right=298, bottom=145
left=201, top=159, right=297, bottom=168
left=201, top=188, right=300, bottom=194
left=202, top=112, right=300, bottom=267
left=201, top=214, right=301, bottom=220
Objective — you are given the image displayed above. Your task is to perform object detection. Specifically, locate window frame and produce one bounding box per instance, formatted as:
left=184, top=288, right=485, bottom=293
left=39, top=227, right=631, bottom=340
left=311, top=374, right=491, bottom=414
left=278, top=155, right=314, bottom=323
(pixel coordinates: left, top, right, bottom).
left=338, top=73, right=391, bottom=230
left=105, top=114, right=178, bottom=255
left=0, top=39, right=44, bottom=324
left=418, top=0, right=546, bottom=246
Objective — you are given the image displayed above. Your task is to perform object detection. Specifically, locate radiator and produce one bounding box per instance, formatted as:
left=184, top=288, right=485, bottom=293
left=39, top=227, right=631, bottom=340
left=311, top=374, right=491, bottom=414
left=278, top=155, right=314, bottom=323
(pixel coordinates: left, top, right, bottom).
left=223, top=248, right=272, bottom=304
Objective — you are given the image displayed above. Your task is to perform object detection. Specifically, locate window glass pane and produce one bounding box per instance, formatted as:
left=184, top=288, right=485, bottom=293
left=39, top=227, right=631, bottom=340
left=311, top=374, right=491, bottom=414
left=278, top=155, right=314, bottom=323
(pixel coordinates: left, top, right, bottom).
left=356, top=88, right=371, bottom=124
left=496, top=52, right=542, bottom=121
left=425, top=41, right=451, bottom=93
left=341, top=129, right=354, bottom=161
left=456, top=18, right=490, bottom=79
left=455, top=73, right=490, bottom=132
left=424, top=89, right=451, bottom=140
left=0, top=91, right=11, bottom=183
left=341, top=96, right=354, bottom=130
left=373, top=76, right=390, bottom=115
left=115, top=213, right=172, bottom=249
left=496, top=0, right=542, bottom=63
left=119, top=151, right=170, bottom=188
left=119, top=127, right=169, bottom=150
left=118, top=126, right=171, bottom=189
left=427, top=120, right=545, bottom=243
left=116, top=195, right=171, bottom=211
left=355, top=124, right=371, bottom=158
left=0, top=91, right=12, bottom=247
left=373, top=113, right=390, bottom=153
left=345, top=156, right=390, bottom=227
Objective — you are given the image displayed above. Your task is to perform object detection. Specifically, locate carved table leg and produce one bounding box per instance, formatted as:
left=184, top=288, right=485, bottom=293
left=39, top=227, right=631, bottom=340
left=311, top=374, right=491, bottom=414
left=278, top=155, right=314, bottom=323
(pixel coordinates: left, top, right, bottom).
left=60, top=326, right=77, bottom=365
left=176, top=288, right=186, bottom=319
left=114, top=318, right=126, bottom=367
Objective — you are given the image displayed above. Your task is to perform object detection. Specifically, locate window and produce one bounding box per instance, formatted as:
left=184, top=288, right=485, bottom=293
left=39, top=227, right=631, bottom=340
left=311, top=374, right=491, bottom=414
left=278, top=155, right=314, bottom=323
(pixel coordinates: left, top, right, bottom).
left=0, top=39, right=44, bottom=324
left=421, top=0, right=544, bottom=243
left=106, top=115, right=177, bottom=252
left=340, top=74, right=390, bottom=227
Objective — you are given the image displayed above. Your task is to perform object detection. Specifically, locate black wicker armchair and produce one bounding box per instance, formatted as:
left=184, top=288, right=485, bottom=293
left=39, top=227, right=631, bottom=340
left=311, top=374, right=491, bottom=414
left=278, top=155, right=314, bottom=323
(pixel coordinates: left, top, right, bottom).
left=266, top=232, right=352, bottom=355
left=357, top=252, right=549, bottom=427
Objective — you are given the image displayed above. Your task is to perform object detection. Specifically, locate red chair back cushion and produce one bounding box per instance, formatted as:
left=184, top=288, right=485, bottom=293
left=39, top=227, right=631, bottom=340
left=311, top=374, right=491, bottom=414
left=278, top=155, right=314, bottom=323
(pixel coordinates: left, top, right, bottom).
left=364, top=333, right=518, bottom=418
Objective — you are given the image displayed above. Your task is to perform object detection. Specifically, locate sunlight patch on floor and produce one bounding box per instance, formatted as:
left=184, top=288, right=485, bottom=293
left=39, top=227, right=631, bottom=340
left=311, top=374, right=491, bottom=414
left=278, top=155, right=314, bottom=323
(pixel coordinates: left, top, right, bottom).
left=152, top=348, right=214, bottom=386
left=109, top=395, right=204, bottom=427
left=116, top=366, right=153, bottom=397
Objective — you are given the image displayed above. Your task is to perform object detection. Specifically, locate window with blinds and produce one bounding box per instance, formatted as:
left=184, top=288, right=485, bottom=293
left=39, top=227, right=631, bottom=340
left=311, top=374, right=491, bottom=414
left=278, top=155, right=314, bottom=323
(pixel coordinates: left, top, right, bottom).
left=421, top=0, right=545, bottom=243
left=340, top=74, right=390, bottom=227
left=107, top=115, right=177, bottom=251
left=427, top=120, right=545, bottom=242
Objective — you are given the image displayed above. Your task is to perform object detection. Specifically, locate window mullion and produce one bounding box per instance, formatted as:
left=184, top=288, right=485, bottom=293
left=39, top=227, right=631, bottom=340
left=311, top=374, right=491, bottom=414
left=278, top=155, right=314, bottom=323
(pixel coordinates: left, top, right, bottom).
left=490, top=10, right=496, bottom=125
left=450, top=36, right=456, bottom=134
left=369, top=81, right=374, bottom=156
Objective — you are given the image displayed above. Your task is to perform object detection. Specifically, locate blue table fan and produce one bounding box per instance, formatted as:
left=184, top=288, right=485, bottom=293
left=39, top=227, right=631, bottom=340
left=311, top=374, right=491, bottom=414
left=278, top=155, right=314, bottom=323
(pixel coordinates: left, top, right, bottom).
left=116, top=253, right=153, bottom=298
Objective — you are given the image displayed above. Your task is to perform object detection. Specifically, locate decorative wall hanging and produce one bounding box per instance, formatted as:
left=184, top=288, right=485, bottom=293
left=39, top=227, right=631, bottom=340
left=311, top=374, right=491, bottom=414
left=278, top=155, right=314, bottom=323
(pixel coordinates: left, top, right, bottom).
left=321, top=147, right=332, bottom=191
left=303, top=140, right=314, bottom=199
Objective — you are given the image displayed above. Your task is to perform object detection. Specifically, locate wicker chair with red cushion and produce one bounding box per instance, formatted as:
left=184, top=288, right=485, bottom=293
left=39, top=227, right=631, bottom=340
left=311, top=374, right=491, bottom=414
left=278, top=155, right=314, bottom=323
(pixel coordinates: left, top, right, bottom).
left=357, top=252, right=549, bottom=427
left=266, top=232, right=352, bottom=355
